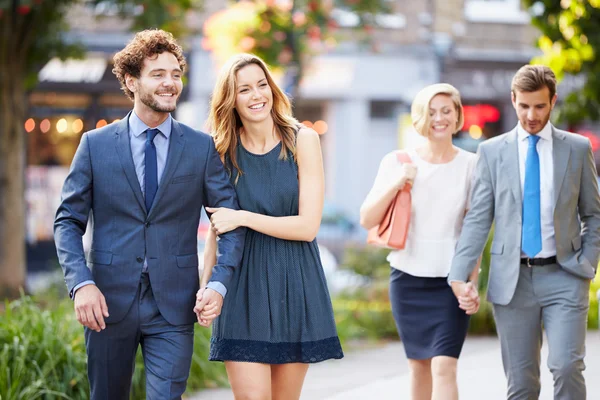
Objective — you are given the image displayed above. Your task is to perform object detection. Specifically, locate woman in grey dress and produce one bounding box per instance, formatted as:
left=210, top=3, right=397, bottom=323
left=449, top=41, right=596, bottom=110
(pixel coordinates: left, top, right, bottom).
left=197, top=53, right=343, bottom=399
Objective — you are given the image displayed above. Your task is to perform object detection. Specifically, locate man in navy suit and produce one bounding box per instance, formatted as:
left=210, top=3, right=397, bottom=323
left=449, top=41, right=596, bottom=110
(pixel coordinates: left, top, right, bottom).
left=54, top=29, right=245, bottom=399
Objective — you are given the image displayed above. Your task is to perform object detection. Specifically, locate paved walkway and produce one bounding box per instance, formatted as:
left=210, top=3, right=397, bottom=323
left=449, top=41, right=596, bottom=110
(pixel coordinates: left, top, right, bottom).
left=188, top=332, right=600, bottom=399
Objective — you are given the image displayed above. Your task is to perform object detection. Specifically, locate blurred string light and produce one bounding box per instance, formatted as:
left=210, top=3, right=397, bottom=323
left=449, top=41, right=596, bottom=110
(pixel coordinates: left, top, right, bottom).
left=72, top=119, right=83, bottom=133
left=24, top=118, right=35, bottom=133
left=469, top=125, right=483, bottom=140
left=96, top=119, right=107, bottom=128
left=56, top=118, right=68, bottom=133
left=300, top=120, right=328, bottom=134
left=313, top=120, right=328, bottom=135
left=113, top=118, right=121, bottom=123
left=40, top=119, right=51, bottom=133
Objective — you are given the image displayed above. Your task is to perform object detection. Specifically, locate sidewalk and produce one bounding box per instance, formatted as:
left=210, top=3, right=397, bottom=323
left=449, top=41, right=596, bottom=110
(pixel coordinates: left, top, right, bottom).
left=188, top=332, right=600, bottom=399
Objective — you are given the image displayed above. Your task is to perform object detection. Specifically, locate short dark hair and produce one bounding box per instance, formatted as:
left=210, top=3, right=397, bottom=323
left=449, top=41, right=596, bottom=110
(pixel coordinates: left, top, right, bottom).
left=112, top=29, right=187, bottom=101
left=511, top=65, right=557, bottom=100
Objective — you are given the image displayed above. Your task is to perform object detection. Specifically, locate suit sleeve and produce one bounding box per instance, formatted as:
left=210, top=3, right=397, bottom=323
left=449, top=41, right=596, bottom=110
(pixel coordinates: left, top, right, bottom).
left=578, top=140, right=600, bottom=271
left=448, top=145, right=496, bottom=283
left=54, top=133, right=94, bottom=296
left=202, top=138, right=246, bottom=293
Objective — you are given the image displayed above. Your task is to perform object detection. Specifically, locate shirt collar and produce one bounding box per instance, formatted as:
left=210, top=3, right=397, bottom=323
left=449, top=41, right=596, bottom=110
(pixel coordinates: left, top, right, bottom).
left=129, top=110, right=172, bottom=139
left=517, top=121, right=552, bottom=142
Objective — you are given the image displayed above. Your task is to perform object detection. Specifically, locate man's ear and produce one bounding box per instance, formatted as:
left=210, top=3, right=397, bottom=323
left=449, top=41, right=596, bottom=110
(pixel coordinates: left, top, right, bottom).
left=125, top=74, right=137, bottom=94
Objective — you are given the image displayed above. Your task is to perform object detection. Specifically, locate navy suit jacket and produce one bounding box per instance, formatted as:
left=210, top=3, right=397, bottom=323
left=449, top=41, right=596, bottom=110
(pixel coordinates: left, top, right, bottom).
left=54, top=112, right=245, bottom=325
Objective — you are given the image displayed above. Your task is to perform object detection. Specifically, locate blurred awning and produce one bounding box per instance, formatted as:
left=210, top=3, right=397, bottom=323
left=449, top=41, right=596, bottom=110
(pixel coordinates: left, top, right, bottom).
left=35, top=52, right=121, bottom=94
left=39, top=56, right=108, bottom=84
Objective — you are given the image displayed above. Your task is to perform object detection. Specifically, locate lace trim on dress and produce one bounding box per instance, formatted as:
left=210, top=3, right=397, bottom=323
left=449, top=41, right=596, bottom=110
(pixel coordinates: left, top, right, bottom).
left=209, top=336, right=344, bottom=364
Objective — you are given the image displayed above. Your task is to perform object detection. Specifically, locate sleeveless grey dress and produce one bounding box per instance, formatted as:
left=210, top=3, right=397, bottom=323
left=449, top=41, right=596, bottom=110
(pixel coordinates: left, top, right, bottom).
left=209, top=140, right=343, bottom=364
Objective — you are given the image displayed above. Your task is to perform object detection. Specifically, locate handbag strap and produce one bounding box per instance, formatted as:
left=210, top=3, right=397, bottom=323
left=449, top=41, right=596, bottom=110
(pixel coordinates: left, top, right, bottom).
left=395, top=151, right=413, bottom=190
left=395, top=151, right=412, bottom=164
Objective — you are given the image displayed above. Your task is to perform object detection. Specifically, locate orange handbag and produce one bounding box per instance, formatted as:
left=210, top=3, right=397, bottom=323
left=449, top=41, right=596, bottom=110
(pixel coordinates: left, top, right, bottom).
left=367, top=151, right=413, bottom=250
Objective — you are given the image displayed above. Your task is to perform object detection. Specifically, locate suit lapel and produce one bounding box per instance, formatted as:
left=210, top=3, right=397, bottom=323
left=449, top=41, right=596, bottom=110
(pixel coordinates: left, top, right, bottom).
left=147, top=119, right=185, bottom=219
left=115, top=112, right=146, bottom=212
left=552, top=127, right=570, bottom=209
left=501, top=128, right=522, bottom=212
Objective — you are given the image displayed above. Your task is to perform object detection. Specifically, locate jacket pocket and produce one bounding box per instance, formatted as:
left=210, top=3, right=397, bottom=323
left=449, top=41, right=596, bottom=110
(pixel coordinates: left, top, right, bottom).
left=172, top=174, right=198, bottom=184
left=88, top=250, right=113, bottom=265
left=572, top=236, right=582, bottom=251
left=176, top=254, right=199, bottom=268
left=490, top=241, right=504, bottom=255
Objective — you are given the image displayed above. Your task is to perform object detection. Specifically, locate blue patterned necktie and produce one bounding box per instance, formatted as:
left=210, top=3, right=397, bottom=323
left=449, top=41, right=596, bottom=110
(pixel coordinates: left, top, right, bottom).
left=522, top=134, right=542, bottom=257
left=145, top=128, right=160, bottom=211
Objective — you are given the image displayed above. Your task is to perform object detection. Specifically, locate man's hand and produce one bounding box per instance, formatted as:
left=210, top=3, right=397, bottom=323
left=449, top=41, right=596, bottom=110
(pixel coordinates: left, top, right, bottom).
left=193, top=287, right=223, bottom=328
left=74, top=284, right=109, bottom=332
left=451, top=281, right=480, bottom=315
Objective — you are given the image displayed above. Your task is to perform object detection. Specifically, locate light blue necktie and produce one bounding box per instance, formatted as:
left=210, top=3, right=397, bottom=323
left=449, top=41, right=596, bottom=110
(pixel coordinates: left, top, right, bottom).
left=522, top=134, right=542, bottom=257
left=145, top=128, right=160, bottom=212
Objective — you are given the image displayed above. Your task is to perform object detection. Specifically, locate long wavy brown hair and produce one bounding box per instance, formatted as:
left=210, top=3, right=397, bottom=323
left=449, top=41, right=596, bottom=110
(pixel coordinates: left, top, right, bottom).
left=207, top=54, right=299, bottom=180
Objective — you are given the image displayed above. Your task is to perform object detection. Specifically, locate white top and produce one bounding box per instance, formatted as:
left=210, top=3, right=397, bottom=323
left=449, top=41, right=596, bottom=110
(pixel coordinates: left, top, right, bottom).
left=371, top=148, right=477, bottom=277
left=517, top=122, right=556, bottom=257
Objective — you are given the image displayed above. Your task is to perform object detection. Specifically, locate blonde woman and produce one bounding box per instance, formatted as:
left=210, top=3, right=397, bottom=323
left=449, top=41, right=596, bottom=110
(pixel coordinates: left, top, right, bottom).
left=196, top=53, right=343, bottom=399
left=360, top=83, right=480, bottom=400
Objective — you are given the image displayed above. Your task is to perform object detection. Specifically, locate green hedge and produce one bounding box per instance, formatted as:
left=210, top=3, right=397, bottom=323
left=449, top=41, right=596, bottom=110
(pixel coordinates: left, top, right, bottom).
left=335, top=237, right=600, bottom=343
left=0, top=295, right=227, bottom=400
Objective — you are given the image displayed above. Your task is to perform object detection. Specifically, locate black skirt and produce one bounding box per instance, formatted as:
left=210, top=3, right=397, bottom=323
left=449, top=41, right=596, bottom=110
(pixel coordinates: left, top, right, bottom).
left=389, top=267, right=470, bottom=360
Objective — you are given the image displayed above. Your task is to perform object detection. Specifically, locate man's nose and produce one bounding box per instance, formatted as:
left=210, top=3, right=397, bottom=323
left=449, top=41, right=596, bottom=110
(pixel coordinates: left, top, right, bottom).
left=527, top=109, right=536, bottom=120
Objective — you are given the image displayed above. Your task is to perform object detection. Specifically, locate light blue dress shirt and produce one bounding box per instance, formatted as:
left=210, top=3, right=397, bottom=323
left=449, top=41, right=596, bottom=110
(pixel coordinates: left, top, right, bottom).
left=72, top=111, right=227, bottom=299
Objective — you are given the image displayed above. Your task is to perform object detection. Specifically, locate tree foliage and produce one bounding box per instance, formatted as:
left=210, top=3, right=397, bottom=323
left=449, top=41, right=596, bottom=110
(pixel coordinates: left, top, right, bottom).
left=0, top=0, right=200, bottom=298
left=524, top=0, right=600, bottom=124
left=202, top=0, right=390, bottom=95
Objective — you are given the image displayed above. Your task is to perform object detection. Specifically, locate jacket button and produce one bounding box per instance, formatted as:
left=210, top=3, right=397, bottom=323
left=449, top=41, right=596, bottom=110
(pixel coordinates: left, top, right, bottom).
left=136, top=257, right=143, bottom=263
left=145, top=221, right=150, bottom=228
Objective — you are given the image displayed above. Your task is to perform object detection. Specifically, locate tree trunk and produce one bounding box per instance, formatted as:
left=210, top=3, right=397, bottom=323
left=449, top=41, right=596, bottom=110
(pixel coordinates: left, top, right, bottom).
left=0, top=64, right=26, bottom=299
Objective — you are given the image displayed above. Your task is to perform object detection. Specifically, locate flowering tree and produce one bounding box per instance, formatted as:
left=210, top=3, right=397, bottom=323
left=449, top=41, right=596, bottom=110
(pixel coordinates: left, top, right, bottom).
left=203, top=0, right=389, bottom=96
left=523, top=0, right=600, bottom=124
left=0, top=0, right=200, bottom=299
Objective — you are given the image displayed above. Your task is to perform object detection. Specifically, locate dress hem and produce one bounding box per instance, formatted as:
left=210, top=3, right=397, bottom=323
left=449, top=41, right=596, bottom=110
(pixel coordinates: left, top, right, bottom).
left=209, top=336, right=344, bottom=364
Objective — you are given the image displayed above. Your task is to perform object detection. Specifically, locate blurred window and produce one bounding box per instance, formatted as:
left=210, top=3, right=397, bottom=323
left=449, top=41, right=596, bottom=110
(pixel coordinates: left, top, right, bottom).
left=464, top=0, right=529, bottom=24
left=370, top=101, right=398, bottom=120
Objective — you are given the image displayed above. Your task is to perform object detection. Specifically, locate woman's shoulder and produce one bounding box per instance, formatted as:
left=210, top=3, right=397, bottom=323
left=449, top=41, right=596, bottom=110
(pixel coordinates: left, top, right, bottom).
left=456, top=147, right=477, bottom=164
left=380, top=150, right=404, bottom=165
left=296, top=125, right=320, bottom=141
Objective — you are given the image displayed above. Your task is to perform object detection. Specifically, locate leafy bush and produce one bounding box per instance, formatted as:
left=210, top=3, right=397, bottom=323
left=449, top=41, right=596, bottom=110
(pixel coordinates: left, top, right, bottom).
left=0, top=295, right=227, bottom=400
left=340, top=246, right=391, bottom=281
left=0, top=296, right=88, bottom=400
left=589, top=270, right=600, bottom=330
left=333, top=281, right=397, bottom=344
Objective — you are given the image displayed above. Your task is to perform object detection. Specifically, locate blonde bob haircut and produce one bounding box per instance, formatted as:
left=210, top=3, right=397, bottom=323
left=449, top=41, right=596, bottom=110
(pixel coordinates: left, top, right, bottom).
left=207, top=53, right=299, bottom=180
left=411, top=83, right=464, bottom=137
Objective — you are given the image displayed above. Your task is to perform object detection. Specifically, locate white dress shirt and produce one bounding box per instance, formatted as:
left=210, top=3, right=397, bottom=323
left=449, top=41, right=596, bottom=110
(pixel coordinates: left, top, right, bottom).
left=517, top=122, right=556, bottom=258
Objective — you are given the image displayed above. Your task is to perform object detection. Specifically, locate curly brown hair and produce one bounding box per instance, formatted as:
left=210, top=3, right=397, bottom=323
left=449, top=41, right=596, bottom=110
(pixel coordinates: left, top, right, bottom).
left=112, top=29, right=187, bottom=101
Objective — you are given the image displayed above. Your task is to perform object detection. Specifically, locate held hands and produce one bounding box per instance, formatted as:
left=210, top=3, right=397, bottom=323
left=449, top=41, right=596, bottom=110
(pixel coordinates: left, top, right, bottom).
left=193, top=287, right=223, bottom=327
left=205, top=207, right=241, bottom=235
left=450, top=281, right=480, bottom=315
left=393, top=163, right=418, bottom=190
left=73, top=284, right=109, bottom=332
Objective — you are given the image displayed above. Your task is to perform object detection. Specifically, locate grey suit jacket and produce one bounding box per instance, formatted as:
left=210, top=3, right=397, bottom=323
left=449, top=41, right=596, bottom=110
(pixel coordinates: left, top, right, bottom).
left=54, top=113, right=245, bottom=325
left=448, top=126, right=600, bottom=305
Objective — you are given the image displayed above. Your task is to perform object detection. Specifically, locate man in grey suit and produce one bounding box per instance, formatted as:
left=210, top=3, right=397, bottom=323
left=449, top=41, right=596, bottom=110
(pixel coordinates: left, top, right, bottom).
left=54, top=29, right=245, bottom=399
left=449, top=65, right=600, bottom=399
